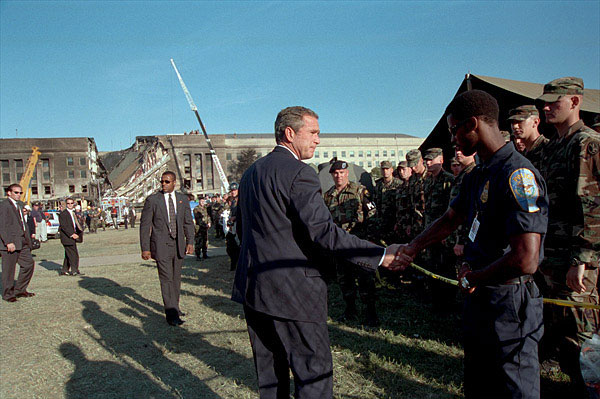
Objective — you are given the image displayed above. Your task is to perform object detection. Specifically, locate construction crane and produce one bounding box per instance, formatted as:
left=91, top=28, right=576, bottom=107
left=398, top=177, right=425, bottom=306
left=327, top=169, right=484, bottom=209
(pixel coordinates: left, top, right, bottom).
left=19, top=146, right=41, bottom=205
left=170, top=59, right=230, bottom=193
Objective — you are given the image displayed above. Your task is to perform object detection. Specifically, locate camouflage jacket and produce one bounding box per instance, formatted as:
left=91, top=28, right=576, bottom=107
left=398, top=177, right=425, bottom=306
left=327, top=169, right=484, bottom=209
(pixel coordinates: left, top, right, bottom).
left=373, top=177, right=402, bottom=227
left=524, top=134, right=550, bottom=172
left=423, top=169, right=454, bottom=227
left=538, top=120, right=600, bottom=267
left=193, top=205, right=211, bottom=227
left=448, top=162, right=476, bottom=246
left=396, top=169, right=427, bottom=237
left=323, top=181, right=376, bottom=239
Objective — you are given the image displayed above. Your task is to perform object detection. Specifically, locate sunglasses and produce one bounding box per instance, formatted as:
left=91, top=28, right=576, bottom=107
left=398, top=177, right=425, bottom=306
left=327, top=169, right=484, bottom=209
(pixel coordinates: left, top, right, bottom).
left=160, top=180, right=172, bottom=184
left=448, top=118, right=469, bottom=137
left=12, top=191, right=23, bottom=194
left=66, top=202, right=75, bottom=205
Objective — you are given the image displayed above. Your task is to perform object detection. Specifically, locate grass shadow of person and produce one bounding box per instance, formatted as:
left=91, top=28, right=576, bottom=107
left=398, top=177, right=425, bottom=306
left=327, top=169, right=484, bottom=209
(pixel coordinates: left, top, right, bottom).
left=60, top=342, right=173, bottom=398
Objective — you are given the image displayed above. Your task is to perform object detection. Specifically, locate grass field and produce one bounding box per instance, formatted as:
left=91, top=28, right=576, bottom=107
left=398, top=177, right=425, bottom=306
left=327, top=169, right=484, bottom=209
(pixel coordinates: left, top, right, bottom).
left=0, top=227, right=572, bottom=398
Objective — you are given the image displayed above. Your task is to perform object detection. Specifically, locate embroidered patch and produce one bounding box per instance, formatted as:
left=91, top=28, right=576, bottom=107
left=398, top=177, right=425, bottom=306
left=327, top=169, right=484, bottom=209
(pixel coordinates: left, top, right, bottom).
left=509, top=168, right=540, bottom=212
left=588, top=141, right=599, bottom=156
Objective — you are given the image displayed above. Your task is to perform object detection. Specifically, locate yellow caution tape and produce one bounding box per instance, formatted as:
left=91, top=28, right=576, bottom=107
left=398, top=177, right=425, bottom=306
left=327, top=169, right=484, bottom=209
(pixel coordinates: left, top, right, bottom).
left=407, top=262, right=600, bottom=310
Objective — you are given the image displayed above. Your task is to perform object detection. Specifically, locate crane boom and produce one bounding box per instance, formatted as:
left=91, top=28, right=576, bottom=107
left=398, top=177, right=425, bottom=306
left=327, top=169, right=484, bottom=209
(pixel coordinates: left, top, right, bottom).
left=19, top=146, right=41, bottom=205
left=170, top=59, right=229, bottom=192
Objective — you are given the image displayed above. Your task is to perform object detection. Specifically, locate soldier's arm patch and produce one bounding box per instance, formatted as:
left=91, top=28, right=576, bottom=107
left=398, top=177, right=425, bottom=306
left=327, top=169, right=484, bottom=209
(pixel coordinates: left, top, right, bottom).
left=509, top=168, right=540, bottom=213
left=587, top=141, right=599, bottom=156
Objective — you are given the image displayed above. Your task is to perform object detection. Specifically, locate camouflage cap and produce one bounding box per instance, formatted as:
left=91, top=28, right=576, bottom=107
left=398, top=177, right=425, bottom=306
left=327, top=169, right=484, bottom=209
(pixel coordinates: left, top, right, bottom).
left=500, top=130, right=511, bottom=143
left=423, top=147, right=443, bottom=160
left=449, top=156, right=459, bottom=165
left=406, top=149, right=422, bottom=167
left=398, top=161, right=408, bottom=168
left=537, top=77, right=584, bottom=103
left=507, top=105, right=539, bottom=121
left=380, top=160, right=393, bottom=169
left=329, top=160, right=348, bottom=173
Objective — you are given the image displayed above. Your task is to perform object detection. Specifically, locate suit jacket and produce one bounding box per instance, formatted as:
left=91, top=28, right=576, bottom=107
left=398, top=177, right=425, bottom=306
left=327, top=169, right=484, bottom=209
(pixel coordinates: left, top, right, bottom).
left=139, top=190, right=195, bottom=260
left=0, top=199, right=31, bottom=251
left=232, top=146, right=384, bottom=322
left=59, top=209, right=83, bottom=245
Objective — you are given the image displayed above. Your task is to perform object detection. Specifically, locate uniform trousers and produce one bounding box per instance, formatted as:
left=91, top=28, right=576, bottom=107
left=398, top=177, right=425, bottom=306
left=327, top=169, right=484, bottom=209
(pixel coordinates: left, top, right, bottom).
left=156, top=238, right=183, bottom=313
left=244, top=305, right=333, bottom=399
left=1, top=245, right=35, bottom=300
left=62, top=244, right=80, bottom=274
left=463, top=281, right=543, bottom=399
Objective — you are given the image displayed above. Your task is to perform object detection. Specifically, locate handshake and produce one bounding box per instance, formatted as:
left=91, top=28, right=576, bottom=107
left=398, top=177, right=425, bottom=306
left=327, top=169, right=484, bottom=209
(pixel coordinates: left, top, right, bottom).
left=381, top=244, right=417, bottom=272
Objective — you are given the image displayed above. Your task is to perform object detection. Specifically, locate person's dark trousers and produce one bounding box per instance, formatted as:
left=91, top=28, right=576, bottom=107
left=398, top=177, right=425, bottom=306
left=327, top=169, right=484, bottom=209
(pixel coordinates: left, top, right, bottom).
left=244, top=305, right=333, bottom=399
left=226, top=232, right=240, bottom=270
left=1, top=246, right=35, bottom=300
left=463, top=281, right=543, bottom=399
left=61, top=244, right=79, bottom=274
left=130, top=216, right=136, bottom=228
left=156, top=238, right=183, bottom=315
left=124, top=216, right=128, bottom=229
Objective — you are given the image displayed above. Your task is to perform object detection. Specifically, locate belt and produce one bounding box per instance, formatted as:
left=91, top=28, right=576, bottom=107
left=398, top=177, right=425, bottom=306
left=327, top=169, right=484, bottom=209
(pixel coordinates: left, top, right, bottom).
left=503, top=275, right=533, bottom=285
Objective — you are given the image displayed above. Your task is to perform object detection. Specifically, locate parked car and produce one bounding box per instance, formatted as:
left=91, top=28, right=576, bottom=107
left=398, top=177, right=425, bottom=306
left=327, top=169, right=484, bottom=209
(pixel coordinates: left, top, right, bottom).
left=45, top=211, right=60, bottom=238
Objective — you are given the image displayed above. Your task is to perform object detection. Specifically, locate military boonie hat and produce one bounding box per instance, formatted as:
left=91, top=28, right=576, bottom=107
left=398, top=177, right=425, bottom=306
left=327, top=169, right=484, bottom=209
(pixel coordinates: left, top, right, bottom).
left=398, top=161, right=408, bottom=168
left=380, top=160, right=393, bottom=169
left=406, top=149, right=422, bottom=167
left=507, top=105, right=539, bottom=121
left=450, top=156, right=459, bottom=165
left=537, top=77, right=584, bottom=103
left=423, top=147, right=443, bottom=160
left=329, top=160, right=348, bottom=173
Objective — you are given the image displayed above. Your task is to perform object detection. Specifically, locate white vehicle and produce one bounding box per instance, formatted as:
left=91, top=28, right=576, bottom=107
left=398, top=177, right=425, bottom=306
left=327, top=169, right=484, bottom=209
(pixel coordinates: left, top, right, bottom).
left=44, top=211, right=60, bottom=238
left=101, top=196, right=129, bottom=226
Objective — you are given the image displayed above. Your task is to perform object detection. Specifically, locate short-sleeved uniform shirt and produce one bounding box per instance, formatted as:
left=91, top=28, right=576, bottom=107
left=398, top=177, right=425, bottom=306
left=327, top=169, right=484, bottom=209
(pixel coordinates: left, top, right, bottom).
left=450, top=144, right=549, bottom=271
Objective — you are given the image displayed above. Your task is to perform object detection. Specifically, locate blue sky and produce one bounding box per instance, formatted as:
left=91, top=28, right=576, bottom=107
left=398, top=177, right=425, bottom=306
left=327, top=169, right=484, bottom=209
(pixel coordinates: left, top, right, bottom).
left=1, top=1, right=599, bottom=151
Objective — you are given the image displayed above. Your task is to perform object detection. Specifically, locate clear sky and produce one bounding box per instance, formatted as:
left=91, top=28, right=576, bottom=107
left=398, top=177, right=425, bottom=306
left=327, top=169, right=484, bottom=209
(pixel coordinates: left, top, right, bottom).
left=1, top=1, right=599, bottom=152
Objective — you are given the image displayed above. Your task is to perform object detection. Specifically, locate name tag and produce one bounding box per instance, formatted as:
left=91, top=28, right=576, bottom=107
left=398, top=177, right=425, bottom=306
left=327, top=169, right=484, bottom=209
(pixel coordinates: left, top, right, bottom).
left=468, top=216, right=480, bottom=242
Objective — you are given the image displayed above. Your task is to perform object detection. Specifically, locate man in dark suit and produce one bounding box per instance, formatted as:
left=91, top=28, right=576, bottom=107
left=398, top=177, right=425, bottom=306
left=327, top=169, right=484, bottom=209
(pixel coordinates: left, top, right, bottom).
left=232, top=106, right=404, bottom=398
left=59, top=197, right=84, bottom=276
left=140, top=171, right=195, bottom=326
left=0, top=184, right=36, bottom=302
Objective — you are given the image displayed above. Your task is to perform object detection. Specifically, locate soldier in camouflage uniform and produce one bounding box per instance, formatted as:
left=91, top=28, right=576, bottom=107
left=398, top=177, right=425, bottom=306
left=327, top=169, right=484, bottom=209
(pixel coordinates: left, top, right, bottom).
left=536, top=77, right=600, bottom=393
left=193, top=196, right=211, bottom=260
left=508, top=105, right=549, bottom=171
left=323, top=160, right=379, bottom=326
left=395, top=150, right=427, bottom=242
left=89, top=207, right=99, bottom=233
left=373, top=160, right=402, bottom=245
left=211, top=195, right=224, bottom=239
left=422, top=148, right=455, bottom=311
left=99, top=207, right=106, bottom=231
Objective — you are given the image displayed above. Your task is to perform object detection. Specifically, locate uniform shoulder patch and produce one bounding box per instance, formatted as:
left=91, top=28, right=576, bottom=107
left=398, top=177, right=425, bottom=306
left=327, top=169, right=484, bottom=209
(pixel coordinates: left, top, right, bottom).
left=509, top=168, right=540, bottom=213
left=587, top=141, right=599, bottom=156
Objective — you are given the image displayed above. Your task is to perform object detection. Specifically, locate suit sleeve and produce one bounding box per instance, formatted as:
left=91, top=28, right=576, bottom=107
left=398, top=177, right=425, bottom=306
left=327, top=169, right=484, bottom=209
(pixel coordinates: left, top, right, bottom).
left=139, top=197, right=153, bottom=252
left=289, top=165, right=384, bottom=269
left=0, top=203, right=11, bottom=246
left=182, top=199, right=195, bottom=246
left=59, top=212, right=75, bottom=236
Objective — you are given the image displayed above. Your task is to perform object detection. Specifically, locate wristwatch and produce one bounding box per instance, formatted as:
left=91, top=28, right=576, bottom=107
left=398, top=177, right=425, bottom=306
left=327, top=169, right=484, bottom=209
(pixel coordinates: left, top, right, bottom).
left=460, top=276, right=471, bottom=290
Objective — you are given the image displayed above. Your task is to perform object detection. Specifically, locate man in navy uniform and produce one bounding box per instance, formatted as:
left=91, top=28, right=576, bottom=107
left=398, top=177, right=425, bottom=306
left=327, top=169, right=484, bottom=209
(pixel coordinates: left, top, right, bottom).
left=395, top=90, right=548, bottom=399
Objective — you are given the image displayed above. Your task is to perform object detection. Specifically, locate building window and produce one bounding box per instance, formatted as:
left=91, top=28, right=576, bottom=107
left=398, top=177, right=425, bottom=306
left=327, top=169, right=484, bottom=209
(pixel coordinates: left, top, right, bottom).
left=67, top=157, right=73, bottom=166
left=314, top=151, right=319, bottom=158
left=1, top=160, right=8, bottom=168
left=226, top=153, right=232, bottom=161
left=341, top=151, right=346, bottom=157
left=368, top=161, right=372, bottom=168
left=184, top=166, right=191, bottom=174
left=44, top=186, right=51, bottom=195
left=398, top=150, right=403, bottom=157
left=359, top=151, right=363, bottom=157
left=392, top=161, right=397, bottom=167
left=15, top=159, right=23, bottom=168
left=68, top=170, right=75, bottom=179
left=2, top=172, right=9, bottom=182
left=349, top=151, right=355, bottom=157
left=183, top=179, right=191, bottom=189
left=332, top=151, right=337, bottom=158
left=359, top=161, right=364, bottom=167
left=80, top=170, right=87, bottom=178
left=383, top=150, right=387, bottom=157
left=69, top=185, right=75, bottom=193
left=79, top=157, right=86, bottom=166
left=42, top=159, right=49, bottom=168
left=366, top=151, right=371, bottom=157
left=82, top=185, right=88, bottom=193
left=323, top=151, right=328, bottom=158
left=391, top=150, right=396, bottom=157
left=375, top=151, right=380, bottom=157
left=16, top=172, right=23, bottom=181
left=31, top=186, right=38, bottom=195
left=43, top=171, right=50, bottom=181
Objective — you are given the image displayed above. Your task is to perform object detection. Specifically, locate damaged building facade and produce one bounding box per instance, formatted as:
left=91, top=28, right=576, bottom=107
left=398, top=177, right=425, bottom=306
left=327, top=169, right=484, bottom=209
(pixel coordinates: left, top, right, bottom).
left=0, top=137, right=106, bottom=205
left=105, top=133, right=424, bottom=202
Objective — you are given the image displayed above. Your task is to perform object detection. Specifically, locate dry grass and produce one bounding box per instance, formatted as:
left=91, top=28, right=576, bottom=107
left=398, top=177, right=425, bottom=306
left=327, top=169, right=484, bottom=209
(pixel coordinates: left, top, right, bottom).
left=0, top=228, right=571, bottom=398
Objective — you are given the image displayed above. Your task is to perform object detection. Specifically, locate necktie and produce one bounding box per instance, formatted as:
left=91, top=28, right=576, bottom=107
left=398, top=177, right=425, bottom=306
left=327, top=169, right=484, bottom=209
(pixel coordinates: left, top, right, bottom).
left=15, top=203, right=26, bottom=231
left=168, top=194, right=177, bottom=238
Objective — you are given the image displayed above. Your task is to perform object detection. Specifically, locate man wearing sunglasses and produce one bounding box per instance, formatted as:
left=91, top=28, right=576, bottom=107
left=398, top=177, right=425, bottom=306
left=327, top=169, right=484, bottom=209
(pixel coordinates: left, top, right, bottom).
left=140, top=171, right=195, bottom=326
left=59, top=197, right=84, bottom=276
left=395, top=90, right=549, bottom=398
left=0, top=184, right=36, bottom=302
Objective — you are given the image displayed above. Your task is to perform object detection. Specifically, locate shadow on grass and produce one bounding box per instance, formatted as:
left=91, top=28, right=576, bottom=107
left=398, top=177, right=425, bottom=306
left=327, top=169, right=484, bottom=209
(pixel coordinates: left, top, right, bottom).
left=77, top=277, right=257, bottom=396
left=38, top=259, right=62, bottom=271
left=60, top=342, right=173, bottom=398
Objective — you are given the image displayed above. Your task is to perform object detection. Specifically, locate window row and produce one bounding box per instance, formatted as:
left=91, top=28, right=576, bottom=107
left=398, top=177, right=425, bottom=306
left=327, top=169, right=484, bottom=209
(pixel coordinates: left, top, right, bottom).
left=313, top=150, right=405, bottom=159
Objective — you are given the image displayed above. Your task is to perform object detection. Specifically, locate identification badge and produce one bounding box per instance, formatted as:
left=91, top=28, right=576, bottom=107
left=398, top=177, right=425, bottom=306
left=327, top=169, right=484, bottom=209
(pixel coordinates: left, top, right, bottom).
left=468, top=216, right=480, bottom=242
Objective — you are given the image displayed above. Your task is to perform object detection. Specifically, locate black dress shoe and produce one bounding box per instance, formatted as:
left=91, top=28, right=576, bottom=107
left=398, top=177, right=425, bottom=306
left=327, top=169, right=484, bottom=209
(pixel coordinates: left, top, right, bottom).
left=16, top=291, right=35, bottom=298
left=3, top=297, right=17, bottom=302
left=175, top=317, right=185, bottom=325
left=178, top=311, right=186, bottom=317
left=59, top=272, right=71, bottom=276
